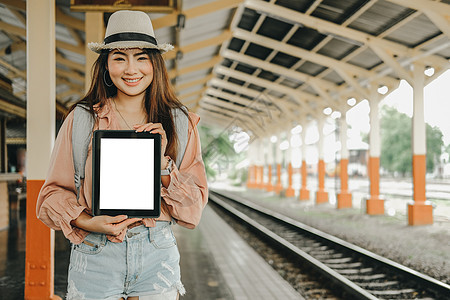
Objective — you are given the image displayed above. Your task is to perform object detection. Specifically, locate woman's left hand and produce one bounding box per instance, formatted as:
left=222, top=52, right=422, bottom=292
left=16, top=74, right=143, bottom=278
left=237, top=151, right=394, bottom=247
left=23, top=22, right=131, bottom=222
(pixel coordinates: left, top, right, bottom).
left=133, top=123, right=167, bottom=166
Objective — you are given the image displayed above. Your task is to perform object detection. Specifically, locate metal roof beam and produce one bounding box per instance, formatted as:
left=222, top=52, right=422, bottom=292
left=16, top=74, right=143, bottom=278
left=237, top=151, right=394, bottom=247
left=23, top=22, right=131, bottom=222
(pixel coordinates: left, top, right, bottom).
left=245, top=0, right=447, bottom=69
left=206, top=87, right=279, bottom=113
left=208, top=77, right=304, bottom=118
left=221, top=49, right=338, bottom=93
left=202, top=97, right=273, bottom=134
left=199, top=104, right=264, bottom=136
left=215, top=65, right=336, bottom=112
left=233, top=28, right=398, bottom=89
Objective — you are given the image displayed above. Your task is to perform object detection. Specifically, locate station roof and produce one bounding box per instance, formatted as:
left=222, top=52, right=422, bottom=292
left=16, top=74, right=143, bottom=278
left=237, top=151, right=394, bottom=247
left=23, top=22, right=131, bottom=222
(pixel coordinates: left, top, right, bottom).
left=0, top=0, right=448, bottom=140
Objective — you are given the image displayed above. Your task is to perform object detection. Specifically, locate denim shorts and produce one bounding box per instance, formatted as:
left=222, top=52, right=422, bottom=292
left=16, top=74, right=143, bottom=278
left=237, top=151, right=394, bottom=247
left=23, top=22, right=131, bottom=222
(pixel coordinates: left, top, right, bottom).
left=66, top=222, right=184, bottom=300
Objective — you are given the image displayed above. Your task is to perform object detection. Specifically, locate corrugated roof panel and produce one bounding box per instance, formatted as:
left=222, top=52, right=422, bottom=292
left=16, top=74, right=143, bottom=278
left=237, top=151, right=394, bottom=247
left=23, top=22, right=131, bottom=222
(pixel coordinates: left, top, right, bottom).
left=347, top=0, right=415, bottom=36
left=422, top=37, right=450, bottom=59
left=384, top=14, right=442, bottom=48
left=235, top=63, right=257, bottom=75
left=270, top=52, right=299, bottom=68
left=287, top=27, right=327, bottom=50
left=268, top=90, right=285, bottom=98
left=228, top=77, right=245, bottom=86
left=303, top=85, right=319, bottom=96
left=279, top=77, right=302, bottom=89
left=256, top=16, right=293, bottom=41
left=347, top=47, right=383, bottom=70
left=322, top=70, right=345, bottom=85
left=317, top=37, right=360, bottom=60
left=228, top=37, right=245, bottom=52
left=237, top=8, right=260, bottom=31
left=296, top=61, right=327, bottom=76
left=244, top=43, right=272, bottom=60
left=311, top=0, right=368, bottom=25
left=274, top=0, right=315, bottom=13
left=257, top=70, right=279, bottom=82
left=248, top=83, right=265, bottom=92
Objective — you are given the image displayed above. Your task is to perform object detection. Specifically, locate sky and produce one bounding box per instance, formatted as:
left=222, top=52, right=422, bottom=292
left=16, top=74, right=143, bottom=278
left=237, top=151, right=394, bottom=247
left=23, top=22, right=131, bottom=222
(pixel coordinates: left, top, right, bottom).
left=346, top=69, right=450, bottom=146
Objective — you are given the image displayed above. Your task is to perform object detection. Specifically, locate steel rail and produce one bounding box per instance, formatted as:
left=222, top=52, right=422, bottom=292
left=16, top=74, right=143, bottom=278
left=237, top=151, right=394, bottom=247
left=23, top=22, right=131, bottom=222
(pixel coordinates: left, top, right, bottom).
left=209, top=189, right=450, bottom=299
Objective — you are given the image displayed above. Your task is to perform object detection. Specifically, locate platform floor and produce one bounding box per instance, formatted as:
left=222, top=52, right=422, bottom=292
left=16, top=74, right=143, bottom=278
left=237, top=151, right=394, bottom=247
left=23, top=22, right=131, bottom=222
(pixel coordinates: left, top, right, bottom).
left=0, top=204, right=303, bottom=299
left=188, top=205, right=303, bottom=300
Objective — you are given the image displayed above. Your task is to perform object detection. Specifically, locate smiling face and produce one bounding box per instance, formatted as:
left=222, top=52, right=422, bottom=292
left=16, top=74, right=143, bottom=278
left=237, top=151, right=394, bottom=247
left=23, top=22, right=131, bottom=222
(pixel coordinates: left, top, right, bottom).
left=107, top=48, right=154, bottom=99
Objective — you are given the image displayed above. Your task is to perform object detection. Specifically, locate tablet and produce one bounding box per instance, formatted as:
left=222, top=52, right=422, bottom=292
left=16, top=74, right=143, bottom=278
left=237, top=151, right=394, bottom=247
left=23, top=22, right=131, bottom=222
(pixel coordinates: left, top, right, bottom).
left=92, top=130, right=161, bottom=218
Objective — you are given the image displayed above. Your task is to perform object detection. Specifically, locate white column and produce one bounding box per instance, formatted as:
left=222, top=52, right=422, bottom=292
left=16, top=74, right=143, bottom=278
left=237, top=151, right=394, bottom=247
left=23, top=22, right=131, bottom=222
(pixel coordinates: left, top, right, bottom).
left=340, top=114, right=349, bottom=160
left=27, top=1, right=55, bottom=180
left=301, top=126, right=306, bottom=162
left=412, top=62, right=426, bottom=156
left=286, top=130, right=292, bottom=164
left=85, top=12, right=104, bottom=92
left=317, top=118, right=325, bottom=160
left=369, top=89, right=381, bottom=158
left=275, top=133, right=282, bottom=164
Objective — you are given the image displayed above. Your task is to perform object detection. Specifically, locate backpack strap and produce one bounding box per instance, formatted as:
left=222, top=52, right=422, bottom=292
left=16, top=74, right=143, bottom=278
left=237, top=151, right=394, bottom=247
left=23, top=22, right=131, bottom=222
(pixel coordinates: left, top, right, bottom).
left=172, top=106, right=189, bottom=169
left=72, top=105, right=95, bottom=202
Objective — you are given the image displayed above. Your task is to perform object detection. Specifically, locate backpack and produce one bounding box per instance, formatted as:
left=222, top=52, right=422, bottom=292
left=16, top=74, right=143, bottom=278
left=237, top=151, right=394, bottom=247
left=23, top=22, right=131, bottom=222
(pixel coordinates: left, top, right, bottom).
left=72, top=104, right=189, bottom=201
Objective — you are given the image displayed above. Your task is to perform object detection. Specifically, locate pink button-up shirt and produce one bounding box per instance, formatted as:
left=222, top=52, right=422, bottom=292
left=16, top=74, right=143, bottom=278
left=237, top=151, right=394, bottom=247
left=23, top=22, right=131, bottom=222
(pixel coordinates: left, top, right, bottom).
left=36, top=99, right=208, bottom=244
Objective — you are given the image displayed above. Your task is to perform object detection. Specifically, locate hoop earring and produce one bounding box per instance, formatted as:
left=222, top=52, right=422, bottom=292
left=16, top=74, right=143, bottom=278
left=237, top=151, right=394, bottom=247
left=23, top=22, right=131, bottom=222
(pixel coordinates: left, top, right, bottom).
left=103, top=70, right=114, bottom=87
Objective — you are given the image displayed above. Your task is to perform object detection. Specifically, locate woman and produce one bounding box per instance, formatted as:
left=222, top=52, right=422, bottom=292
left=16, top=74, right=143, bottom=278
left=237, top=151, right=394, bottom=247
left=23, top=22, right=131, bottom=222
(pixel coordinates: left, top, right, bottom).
left=36, top=10, right=208, bottom=300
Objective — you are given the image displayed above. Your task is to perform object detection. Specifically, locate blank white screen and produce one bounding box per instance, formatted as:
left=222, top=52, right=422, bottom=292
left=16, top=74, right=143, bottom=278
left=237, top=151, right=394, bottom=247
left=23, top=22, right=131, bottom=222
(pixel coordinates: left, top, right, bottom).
left=99, top=138, right=155, bottom=210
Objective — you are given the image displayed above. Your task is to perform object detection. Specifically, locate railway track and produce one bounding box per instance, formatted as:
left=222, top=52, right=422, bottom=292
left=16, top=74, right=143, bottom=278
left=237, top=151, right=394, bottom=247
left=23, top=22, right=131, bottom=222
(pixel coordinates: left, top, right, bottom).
left=209, top=189, right=450, bottom=300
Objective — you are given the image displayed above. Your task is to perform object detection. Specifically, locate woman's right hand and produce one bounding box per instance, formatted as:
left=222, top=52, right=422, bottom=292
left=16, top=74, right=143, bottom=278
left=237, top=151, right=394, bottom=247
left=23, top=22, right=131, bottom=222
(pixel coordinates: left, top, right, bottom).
left=71, top=211, right=142, bottom=236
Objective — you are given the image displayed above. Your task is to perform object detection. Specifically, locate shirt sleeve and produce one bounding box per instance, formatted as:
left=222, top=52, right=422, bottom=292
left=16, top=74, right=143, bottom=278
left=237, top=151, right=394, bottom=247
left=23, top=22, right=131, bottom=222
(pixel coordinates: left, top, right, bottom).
left=36, top=111, right=89, bottom=244
left=161, top=112, right=208, bottom=229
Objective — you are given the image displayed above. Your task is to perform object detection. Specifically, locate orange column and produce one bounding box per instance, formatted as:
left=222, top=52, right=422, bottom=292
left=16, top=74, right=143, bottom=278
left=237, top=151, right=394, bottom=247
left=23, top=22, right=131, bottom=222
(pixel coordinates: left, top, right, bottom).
left=274, top=135, right=283, bottom=194
left=285, top=163, right=295, bottom=197
left=337, top=115, right=352, bottom=209
left=299, top=160, right=310, bottom=200
left=266, top=164, right=273, bottom=191
left=366, top=91, right=384, bottom=215
left=408, top=62, right=432, bottom=225
left=316, top=160, right=328, bottom=203
left=247, top=165, right=256, bottom=188
left=316, top=118, right=328, bottom=204
left=25, top=180, right=59, bottom=300
left=299, top=128, right=309, bottom=200
left=274, top=163, right=283, bottom=194
left=367, top=157, right=384, bottom=214
left=257, top=165, right=264, bottom=189
left=337, top=159, right=352, bottom=208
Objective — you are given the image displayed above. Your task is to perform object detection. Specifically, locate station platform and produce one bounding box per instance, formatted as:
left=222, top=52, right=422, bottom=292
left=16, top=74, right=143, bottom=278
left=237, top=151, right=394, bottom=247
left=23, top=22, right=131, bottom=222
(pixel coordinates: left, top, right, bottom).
left=1, top=202, right=303, bottom=299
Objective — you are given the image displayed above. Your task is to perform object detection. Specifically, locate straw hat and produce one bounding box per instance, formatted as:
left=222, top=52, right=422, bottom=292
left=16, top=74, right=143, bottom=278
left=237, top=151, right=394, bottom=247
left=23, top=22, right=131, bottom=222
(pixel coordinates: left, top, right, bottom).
left=88, top=10, right=173, bottom=54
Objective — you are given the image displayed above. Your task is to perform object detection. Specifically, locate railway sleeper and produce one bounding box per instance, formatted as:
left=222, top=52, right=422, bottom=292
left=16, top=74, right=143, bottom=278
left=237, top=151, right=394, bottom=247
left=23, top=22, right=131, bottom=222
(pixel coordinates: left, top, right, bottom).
left=357, top=281, right=399, bottom=288
left=345, top=273, right=386, bottom=281
left=325, top=262, right=363, bottom=269
left=368, top=288, right=416, bottom=296
left=337, top=267, right=373, bottom=275
left=321, top=257, right=353, bottom=264
left=310, top=253, right=343, bottom=260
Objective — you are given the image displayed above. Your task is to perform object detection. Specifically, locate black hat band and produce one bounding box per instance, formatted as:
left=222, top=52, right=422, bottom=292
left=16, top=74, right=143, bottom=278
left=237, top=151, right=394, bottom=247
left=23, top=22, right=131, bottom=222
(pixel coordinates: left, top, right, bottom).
left=104, top=32, right=157, bottom=46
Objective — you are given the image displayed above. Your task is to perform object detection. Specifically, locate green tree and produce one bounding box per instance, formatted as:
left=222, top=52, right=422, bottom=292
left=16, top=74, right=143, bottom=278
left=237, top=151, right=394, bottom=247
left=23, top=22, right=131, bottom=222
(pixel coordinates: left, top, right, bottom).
left=199, top=126, right=236, bottom=180
left=380, top=106, right=443, bottom=175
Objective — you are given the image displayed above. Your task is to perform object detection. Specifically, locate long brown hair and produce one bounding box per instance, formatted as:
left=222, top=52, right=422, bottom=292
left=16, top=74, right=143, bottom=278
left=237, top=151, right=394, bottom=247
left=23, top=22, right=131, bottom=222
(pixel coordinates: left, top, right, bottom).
left=69, top=49, right=188, bottom=162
